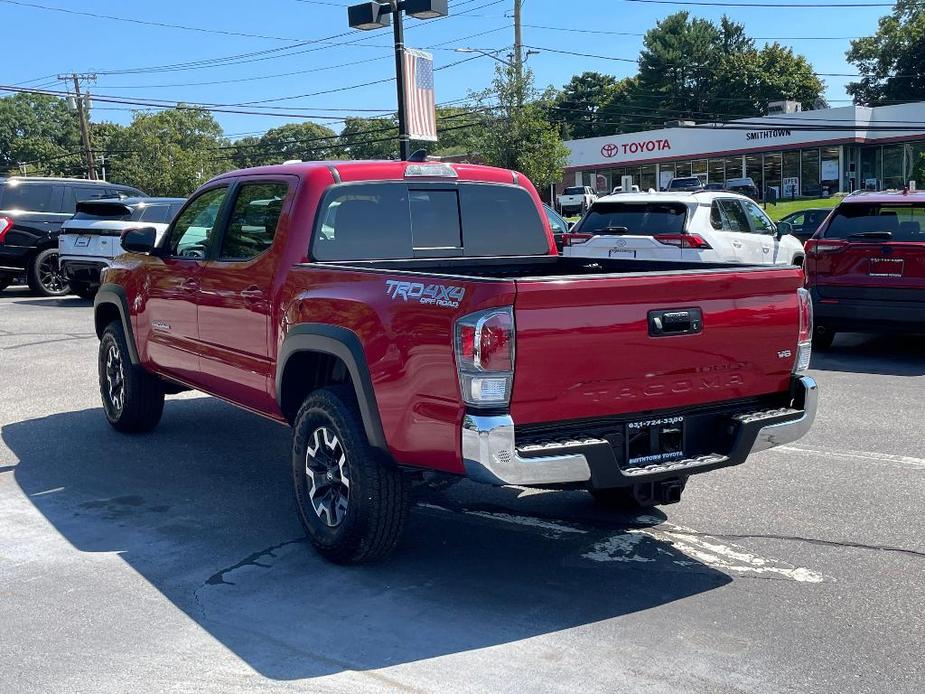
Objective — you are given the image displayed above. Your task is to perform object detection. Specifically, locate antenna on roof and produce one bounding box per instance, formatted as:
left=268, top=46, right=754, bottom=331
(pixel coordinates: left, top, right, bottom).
left=408, top=149, right=428, bottom=162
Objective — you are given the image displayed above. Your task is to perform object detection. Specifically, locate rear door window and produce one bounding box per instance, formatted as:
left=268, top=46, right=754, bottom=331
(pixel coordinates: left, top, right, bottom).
left=576, top=201, right=686, bottom=236
left=825, top=204, right=925, bottom=242
left=137, top=205, right=174, bottom=224
left=717, top=199, right=751, bottom=232
left=311, top=182, right=548, bottom=260
left=0, top=181, right=56, bottom=212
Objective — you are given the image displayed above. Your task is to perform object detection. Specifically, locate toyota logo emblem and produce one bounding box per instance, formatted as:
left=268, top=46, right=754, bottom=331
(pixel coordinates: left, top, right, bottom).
left=601, top=143, right=619, bottom=158
left=614, top=239, right=627, bottom=247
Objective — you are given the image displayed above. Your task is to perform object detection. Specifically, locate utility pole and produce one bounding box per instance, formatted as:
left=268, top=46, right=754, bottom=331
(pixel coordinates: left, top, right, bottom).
left=390, top=0, right=411, bottom=162
left=59, top=73, right=97, bottom=180
left=513, top=0, right=523, bottom=79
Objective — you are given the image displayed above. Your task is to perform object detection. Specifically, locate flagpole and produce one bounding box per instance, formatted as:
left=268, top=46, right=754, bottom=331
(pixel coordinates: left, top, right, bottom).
left=391, top=1, right=411, bottom=161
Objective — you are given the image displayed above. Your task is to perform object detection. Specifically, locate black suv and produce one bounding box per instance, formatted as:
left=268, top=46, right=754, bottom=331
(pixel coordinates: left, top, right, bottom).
left=0, top=177, right=144, bottom=296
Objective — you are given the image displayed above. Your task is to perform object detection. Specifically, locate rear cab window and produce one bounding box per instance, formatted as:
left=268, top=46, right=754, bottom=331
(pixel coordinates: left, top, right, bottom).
left=825, top=203, right=925, bottom=242
left=575, top=201, right=687, bottom=236
left=563, top=186, right=584, bottom=196
left=311, top=182, right=549, bottom=260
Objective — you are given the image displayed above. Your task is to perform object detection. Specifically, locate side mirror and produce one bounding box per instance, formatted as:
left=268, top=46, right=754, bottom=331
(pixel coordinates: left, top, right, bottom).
left=121, top=226, right=160, bottom=255
left=776, top=220, right=793, bottom=239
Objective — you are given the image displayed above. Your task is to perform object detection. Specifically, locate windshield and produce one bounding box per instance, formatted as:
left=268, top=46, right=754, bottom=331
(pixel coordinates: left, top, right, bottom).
left=668, top=178, right=701, bottom=190
left=563, top=186, right=584, bottom=195
left=825, top=203, right=925, bottom=242
left=576, top=202, right=687, bottom=235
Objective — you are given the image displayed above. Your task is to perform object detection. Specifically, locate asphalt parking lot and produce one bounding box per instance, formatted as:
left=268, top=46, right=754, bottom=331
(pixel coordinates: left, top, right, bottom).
left=1, top=286, right=923, bottom=693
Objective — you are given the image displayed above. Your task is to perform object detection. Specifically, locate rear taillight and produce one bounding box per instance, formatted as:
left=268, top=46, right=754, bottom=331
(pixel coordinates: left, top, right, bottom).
left=454, top=306, right=515, bottom=408
left=0, top=216, right=12, bottom=243
left=794, top=288, right=813, bottom=373
left=653, top=233, right=712, bottom=249
left=562, top=232, right=593, bottom=247
left=805, top=239, right=845, bottom=255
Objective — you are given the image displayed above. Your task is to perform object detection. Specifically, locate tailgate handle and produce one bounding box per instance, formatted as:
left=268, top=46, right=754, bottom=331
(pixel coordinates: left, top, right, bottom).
left=648, top=308, right=703, bottom=337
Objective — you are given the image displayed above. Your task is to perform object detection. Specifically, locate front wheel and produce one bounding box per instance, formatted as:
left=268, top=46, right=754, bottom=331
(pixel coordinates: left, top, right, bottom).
left=99, top=321, right=164, bottom=433
left=27, top=248, right=70, bottom=297
left=292, top=387, right=410, bottom=564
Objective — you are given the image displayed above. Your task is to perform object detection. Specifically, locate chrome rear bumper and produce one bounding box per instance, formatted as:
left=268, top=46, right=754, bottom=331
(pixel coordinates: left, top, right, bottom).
left=461, top=376, right=818, bottom=487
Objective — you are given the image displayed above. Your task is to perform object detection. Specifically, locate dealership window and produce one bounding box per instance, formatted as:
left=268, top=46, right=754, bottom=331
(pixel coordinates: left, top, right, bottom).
left=640, top=164, right=657, bottom=191
left=820, top=146, right=840, bottom=195
left=882, top=145, right=904, bottom=189
left=782, top=151, right=800, bottom=197
left=763, top=152, right=782, bottom=198
left=658, top=163, right=675, bottom=190
left=692, top=159, right=708, bottom=179
left=801, top=149, right=820, bottom=196
left=724, top=156, right=743, bottom=181
left=745, top=155, right=762, bottom=196
left=708, top=159, right=725, bottom=185
left=860, top=147, right=878, bottom=188
left=675, top=161, right=692, bottom=177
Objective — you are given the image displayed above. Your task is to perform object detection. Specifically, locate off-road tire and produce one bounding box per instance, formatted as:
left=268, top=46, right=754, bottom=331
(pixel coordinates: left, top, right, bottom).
left=99, top=321, right=164, bottom=433
left=292, top=386, right=410, bottom=564
left=812, top=325, right=835, bottom=351
left=27, top=248, right=70, bottom=297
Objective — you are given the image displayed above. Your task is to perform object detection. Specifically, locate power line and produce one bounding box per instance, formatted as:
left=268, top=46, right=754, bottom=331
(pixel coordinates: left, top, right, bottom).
left=520, top=23, right=860, bottom=40
left=623, top=0, right=896, bottom=6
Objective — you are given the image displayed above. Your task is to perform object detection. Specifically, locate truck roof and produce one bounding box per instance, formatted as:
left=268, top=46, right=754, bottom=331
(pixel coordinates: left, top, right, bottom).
left=208, top=160, right=524, bottom=186
left=841, top=190, right=925, bottom=204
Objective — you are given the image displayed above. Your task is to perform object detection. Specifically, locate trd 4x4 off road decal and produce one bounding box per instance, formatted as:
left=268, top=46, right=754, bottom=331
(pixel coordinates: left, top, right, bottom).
left=385, top=280, right=465, bottom=308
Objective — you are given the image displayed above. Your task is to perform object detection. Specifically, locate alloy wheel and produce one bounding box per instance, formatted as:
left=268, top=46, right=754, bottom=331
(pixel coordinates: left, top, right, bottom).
left=105, top=343, right=125, bottom=415
left=304, top=426, right=350, bottom=527
left=38, top=252, right=68, bottom=295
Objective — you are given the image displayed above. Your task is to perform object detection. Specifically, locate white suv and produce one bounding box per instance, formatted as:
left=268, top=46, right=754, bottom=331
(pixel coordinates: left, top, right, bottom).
left=562, top=191, right=805, bottom=266
left=59, top=197, right=185, bottom=298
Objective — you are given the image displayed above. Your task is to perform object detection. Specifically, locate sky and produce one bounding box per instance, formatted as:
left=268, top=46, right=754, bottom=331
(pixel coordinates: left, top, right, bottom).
left=2, top=0, right=891, bottom=140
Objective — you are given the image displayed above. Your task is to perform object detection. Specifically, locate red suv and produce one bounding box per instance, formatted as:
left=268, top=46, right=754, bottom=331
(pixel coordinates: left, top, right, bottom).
left=805, top=191, right=925, bottom=348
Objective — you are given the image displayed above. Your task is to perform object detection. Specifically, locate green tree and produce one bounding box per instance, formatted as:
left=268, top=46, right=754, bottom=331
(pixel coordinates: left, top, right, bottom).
left=552, top=72, right=621, bottom=139
left=339, top=117, right=398, bottom=159
left=0, top=93, right=83, bottom=176
left=104, top=108, right=227, bottom=196
left=469, top=64, right=569, bottom=188
left=846, top=0, right=925, bottom=105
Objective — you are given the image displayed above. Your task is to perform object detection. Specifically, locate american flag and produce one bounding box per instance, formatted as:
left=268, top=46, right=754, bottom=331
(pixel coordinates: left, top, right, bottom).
left=402, top=48, right=437, bottom=142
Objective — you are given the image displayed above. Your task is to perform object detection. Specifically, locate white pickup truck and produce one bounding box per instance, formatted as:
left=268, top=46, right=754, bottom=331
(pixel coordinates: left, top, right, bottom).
left=557, top=185, right=597, bottom=215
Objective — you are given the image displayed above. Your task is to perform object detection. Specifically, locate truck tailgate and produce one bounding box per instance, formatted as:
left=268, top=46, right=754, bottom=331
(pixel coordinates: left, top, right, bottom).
left=510, top=267, right=803, bottom=424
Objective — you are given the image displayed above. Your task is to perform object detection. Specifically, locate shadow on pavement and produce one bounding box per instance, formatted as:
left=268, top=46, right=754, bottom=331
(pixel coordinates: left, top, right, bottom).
left=4, top=397, right=730, bottom=681
left=810, top=333, right=925, bottom=376
left=10, top=296, right=92, bottom=308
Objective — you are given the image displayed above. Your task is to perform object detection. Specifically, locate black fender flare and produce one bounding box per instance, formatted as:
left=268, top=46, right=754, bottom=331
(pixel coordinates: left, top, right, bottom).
left=276, top=324, right=388, bottom=452
left=94, top=283, right=140, bottom=364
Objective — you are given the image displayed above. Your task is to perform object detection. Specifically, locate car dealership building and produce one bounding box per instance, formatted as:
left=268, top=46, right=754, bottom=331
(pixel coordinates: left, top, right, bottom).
left=562, top=101, right=925, bottom=198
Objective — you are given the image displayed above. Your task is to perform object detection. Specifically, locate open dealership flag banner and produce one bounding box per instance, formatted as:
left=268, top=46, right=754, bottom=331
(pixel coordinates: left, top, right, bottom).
left=403, top=48, right=437, bottom=142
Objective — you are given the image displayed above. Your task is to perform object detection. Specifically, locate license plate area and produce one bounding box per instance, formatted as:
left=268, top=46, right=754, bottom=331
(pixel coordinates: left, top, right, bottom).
left=625, top=416, right=685, bottom=467
left=869, top=257, right=904, bottom=277
left=608, top=248, right=636, bottom=258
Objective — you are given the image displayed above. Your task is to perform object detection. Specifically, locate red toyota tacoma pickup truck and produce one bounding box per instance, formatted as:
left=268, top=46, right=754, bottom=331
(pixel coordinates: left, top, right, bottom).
left=93, top=160, right=817, bottom=563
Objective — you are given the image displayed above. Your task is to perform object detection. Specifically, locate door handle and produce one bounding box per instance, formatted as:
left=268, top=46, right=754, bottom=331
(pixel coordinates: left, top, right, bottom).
left=731, top=241, right=742, bottom=248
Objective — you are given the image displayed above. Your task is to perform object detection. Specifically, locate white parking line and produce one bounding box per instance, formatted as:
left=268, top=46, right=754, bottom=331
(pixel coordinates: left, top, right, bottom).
left=778, top=445, right=925, bottom=470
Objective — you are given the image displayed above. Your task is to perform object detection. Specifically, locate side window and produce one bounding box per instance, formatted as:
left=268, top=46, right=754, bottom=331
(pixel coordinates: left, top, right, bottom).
left=718, top=200, right=750, bottom=232
left=0, top=181, right=55, bottom=212
left=137, top=205, right=171, bottom=223
left=545, top=208, right=567, bottom=235
left=741, top=200, right=775, bottom=234
left=710, top=202, right=726, bottom=230
left=167, top=187, right=228, bottom=259
left=219, top=182, right=289, bottom=260
left=789, top=213, right=805, bottom=227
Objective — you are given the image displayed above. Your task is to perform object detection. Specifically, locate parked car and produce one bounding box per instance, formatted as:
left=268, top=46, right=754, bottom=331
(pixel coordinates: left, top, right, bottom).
left=93, top=160, right=816, bottom=563
left=543, top=203, right=571, bottom=251
left=665, top=176, right=703, bottom=192
left=0, top=177, right=144, bottom=296
left=704, top=183, right=725, bottom=191
left=557, top=185, right=597, bottom=215
left=612, top=184, right=641, bottom=194
left=805, top=191, right=925, bottom=348
left=778, top=207, right=832, bottom=245
left=562, top=191, right=806, bottom=266
left=725, top=177, right=760, bottom=200
left=58, top=197, right=186, bottom=299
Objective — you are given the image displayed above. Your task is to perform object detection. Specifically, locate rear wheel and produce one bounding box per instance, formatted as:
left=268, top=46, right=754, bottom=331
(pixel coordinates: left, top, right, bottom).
left=292, top=387, right=410, bottom=564
left=99, top=321, right=164, bottom=433
left=27, top=248, right=70, bottom=297
left=812, top=325, right=835, bottom=350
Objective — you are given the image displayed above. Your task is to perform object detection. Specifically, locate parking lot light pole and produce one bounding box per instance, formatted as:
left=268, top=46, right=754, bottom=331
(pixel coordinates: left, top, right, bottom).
left=347, top=1, right=448, bottom=161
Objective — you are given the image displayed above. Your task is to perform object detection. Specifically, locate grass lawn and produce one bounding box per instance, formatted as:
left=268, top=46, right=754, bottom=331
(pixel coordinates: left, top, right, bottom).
left=762, top=196, right=840, bottom=221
